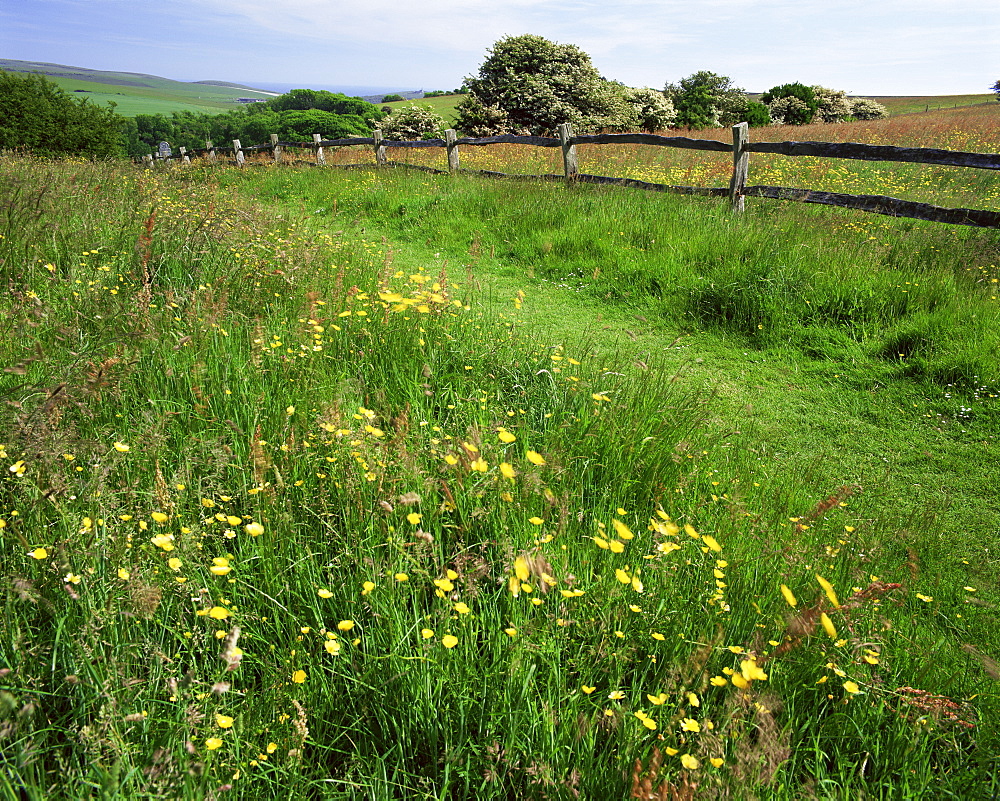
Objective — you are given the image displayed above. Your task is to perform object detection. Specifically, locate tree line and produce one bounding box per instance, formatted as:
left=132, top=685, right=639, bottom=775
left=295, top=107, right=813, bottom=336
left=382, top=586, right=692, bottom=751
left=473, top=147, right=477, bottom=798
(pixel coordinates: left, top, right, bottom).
left=2, top=38, right=893, bottom=160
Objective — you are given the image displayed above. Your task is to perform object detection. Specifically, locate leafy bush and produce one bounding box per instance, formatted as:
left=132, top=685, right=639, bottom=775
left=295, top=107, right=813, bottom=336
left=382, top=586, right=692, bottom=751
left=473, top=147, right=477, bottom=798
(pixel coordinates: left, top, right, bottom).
left=744, top=100, right=772, bottom=127
left=813, top=86, right=854, bottom=123
left=621, top=87, right=676, bottom=132
left=453, top=95, right=511, bottom=136
left=381, top=104, right=447, bottom=140
left=664, top=72, right=749, bottom=129
left=382, top=94, right=404, bottom=103
left=0, top=71, right=125, bottom=158
left=761, top=83, right=819, bottom=125
left=768, top=96, right=811, bottom=125
left=850, top=98, right=890, bottom=120
left=456, top=34, right=632, bottom=135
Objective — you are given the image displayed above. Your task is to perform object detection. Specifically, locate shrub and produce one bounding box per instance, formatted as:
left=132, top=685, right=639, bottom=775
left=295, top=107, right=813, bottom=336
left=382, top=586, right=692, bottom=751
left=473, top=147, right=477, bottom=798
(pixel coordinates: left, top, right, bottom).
left=850, top=98, right=890, bottom=120
left=665, top=72, right=749, bottom=129
left=622, top=87, right=676, bottom=132
left=0, top=71, right=125, bottom=158
left=382, top=94, right=405, bottom=103
left=381, top=104, right=447, bottom=140
left=453, top=95, right=511, bottom=136
left=743, top=100, right=772, bottom=127
left=456, top=34, right=632, bottom=135
left=761, top=83, right=819, bottom=125
left=768, top=96, right=810, bottom=125
left=813, top=86, right=854, bottom=123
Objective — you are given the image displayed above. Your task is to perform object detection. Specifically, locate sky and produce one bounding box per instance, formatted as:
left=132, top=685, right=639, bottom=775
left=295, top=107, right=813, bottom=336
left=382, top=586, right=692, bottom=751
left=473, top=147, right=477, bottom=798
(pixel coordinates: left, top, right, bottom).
left=2, top=0, right=997, bottom=96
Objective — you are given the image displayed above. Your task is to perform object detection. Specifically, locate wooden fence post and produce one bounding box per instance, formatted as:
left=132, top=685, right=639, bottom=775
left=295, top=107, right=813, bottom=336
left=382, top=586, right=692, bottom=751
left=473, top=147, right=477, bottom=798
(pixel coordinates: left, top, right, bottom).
left=558, top=123, right=578, bottom=181
left=445, top=129, right=460, bottom=172
left=729, top=122, right=749, bottom=213
left=206, top=140, right=217, bottom=162
left=313, top=134, right=326, bottom=166
left=270, top=134, right=282, bottom=163
left=373, top=130, right=386, bottom=167
left=233, top=139, right=245, bottom=167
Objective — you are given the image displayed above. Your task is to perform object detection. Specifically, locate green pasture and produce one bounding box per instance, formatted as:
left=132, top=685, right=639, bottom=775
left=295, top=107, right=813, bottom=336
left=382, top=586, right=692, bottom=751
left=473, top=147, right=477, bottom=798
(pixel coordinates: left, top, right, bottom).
left=0, top=59, right=274, bottom=117
left=1, top=133, right=999, bottom=798
left=380, top=95, right=462, bottom=124
left=872, top=94, right=997, bottom=115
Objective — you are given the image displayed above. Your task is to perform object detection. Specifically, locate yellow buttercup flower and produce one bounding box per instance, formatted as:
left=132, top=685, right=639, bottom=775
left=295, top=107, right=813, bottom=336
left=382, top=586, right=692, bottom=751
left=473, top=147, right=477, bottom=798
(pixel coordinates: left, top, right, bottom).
left=210, top=557, right=231, bottom=576
left=780, top=584, right=797, bottom=608
left=816, top=574, right=840, bottom=607
left=441, top=634, right=459, bottom=648
left=291, top=670, right=307, bottom=684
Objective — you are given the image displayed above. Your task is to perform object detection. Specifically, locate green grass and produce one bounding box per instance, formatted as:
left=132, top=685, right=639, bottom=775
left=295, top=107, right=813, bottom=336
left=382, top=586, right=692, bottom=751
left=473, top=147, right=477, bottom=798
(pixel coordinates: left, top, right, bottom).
left=1, top=147, right=999, bottom=799
left=381, top=96, right=462, bottom=124
left=872, top=94, right=997, bottom=115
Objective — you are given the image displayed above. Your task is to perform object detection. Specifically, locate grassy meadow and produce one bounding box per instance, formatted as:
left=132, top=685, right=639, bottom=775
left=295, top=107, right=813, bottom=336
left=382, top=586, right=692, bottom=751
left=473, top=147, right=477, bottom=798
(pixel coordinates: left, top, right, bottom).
left=2, top=104, right=1000, bottom=799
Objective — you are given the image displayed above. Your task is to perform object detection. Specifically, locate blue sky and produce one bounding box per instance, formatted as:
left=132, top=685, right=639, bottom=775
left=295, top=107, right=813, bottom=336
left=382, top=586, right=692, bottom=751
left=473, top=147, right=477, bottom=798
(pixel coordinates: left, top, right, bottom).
left=2, top=0, right=997, bottom=95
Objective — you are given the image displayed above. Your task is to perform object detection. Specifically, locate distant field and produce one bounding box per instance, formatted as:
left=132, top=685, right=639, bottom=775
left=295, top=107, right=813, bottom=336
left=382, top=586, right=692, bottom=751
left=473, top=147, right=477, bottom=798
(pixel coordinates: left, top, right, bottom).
left=872, top=93, right=996, bottom=115
left=0, top=58, right=276, bottom=116
left=381, top=94, right=463, bottom=123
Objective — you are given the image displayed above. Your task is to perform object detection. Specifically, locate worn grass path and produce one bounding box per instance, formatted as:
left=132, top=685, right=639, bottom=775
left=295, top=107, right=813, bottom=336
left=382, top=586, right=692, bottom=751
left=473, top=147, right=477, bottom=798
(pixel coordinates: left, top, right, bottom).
left=294, top=178, right=1000, bottom=601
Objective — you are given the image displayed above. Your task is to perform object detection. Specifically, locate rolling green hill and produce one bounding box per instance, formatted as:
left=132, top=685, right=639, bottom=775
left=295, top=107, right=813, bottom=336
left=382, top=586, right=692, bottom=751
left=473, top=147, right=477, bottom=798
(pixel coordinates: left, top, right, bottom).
left=0, top=59, right=277, bottom=116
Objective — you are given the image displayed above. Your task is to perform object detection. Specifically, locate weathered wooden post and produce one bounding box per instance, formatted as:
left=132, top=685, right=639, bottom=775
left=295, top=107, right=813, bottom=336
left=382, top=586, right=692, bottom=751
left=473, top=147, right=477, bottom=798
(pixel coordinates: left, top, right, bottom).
left=179, top=146, right=191, bottom=165
left=445, top=129, right=460, bottom=172
left=729, top=122, right=749, bottom=213
left=373, top=130, right=387, bottom=167
left=558, top=122, right=578, bottom=181
left=312, top=133, right=326, bottom=166
left=206, top=139, right=217, bottom=162
left=270, top=133, right=282, bottom=163
left=233, top=139, right=245, bottom=167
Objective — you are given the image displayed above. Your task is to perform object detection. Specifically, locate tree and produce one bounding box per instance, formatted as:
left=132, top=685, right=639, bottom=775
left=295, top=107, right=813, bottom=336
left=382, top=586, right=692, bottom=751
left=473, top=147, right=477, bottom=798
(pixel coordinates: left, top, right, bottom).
left=380, top=104, right=447, bottom=140
left=761, top=83, right=819, bottom=125
left=664, top=71, right=748, bottom=129
left=0, top=71, right=125, bottom=157
left=455, top=34, right=631, bottom=135
left=991, top=80, right=1000, bottom=100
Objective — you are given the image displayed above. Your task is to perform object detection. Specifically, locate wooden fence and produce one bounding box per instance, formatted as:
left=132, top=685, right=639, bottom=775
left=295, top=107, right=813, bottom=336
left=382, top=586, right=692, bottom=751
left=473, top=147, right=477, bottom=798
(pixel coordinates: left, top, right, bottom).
left=142, top=123, right=1000, bottom=228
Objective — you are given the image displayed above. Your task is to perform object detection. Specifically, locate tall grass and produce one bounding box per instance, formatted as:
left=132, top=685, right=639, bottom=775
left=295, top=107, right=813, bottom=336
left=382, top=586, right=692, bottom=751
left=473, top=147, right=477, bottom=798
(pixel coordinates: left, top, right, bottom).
left=1, top=149, right=998, bottom=799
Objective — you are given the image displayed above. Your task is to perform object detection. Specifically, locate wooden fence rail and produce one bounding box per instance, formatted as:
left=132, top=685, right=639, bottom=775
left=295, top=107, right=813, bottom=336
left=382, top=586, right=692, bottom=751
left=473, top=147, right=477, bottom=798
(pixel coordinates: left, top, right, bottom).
left=141, top=123, right=1000, bottom=228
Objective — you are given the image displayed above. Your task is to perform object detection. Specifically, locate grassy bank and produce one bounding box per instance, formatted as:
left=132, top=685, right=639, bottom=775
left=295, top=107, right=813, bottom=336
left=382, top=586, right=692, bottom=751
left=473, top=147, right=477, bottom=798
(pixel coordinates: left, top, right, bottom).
left=1, top=150, right=998, bottom=799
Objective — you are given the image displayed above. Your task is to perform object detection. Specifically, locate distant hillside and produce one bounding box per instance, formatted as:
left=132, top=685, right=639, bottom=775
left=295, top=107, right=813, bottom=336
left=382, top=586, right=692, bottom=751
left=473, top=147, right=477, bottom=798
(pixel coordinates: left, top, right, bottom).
left=0, top=59, right=278, bottom=116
